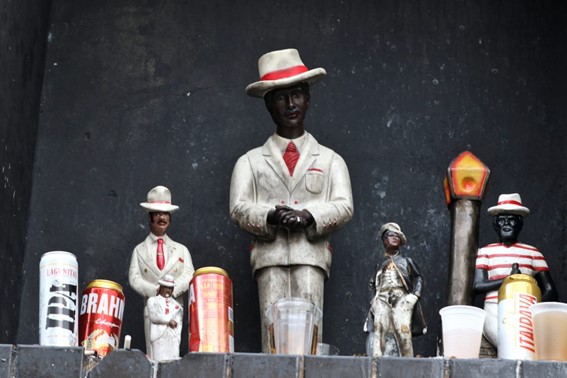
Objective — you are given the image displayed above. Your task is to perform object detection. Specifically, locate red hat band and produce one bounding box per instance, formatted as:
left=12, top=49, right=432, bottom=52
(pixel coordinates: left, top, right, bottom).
left=260, top=65, right=309, bottom=81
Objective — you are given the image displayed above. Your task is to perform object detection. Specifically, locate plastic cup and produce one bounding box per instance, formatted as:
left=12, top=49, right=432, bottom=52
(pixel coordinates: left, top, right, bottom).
left=269, top=298, right=321, bottom=355
left=316, top=343, right=340, bottom=356
left=439, top=305, right=486, bottom=358
left=531, top=302, right=567, bottom=361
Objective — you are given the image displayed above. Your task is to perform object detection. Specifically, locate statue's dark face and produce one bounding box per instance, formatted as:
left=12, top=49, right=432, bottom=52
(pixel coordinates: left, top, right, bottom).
left=382, top=231, right=401, bottom=249
left=265, top=84, right=310, bottom=138
left=493, top=214, right=523, bottom=244
left=149, top=212, right=171, bottom=237
left=159, top=285, right=173, bottom=298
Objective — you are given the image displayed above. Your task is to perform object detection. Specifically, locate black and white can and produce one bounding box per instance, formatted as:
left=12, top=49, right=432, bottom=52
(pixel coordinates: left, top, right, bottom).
left=39, top=251, right=79, bottom=346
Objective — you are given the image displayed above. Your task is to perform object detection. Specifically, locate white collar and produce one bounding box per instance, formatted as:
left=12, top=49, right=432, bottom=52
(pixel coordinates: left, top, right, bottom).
left=272, top=132, right=308, bottom=154
left=149, top=233, right=168, bottom=243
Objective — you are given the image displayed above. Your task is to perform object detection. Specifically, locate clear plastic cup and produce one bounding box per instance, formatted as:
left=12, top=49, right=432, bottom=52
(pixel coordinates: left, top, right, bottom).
left=316, top=343, right=340, bottom=356
left=439, top=305, right=486, bottom=358
left=531, top=302, right=567, bottom=361
left=268, top=298, right=321, bottom=355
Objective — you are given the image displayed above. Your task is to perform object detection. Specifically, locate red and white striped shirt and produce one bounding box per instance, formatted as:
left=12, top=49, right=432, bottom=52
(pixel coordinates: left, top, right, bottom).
left=475, top=242, right=549, bottom=303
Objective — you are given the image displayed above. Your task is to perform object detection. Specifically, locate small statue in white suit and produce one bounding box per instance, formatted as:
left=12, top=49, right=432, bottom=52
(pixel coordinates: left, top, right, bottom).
left=147, top=275, right=183, bottom=361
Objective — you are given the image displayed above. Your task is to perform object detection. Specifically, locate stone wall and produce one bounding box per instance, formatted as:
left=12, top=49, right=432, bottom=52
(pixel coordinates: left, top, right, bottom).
left=0, top=0, right=51, bottom=343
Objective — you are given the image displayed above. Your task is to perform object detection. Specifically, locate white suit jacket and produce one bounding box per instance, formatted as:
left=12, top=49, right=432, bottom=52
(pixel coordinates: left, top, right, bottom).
left=147, top=295, right=183, bottom=342
left=229, top=132, right=353, bottom=277
left=129, top=234, right=195, bottom=302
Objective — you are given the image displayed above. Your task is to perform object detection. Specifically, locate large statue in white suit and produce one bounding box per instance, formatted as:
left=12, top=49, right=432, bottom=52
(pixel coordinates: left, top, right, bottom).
left=129, top=186, right=194, bottom=357
left=229, top=48, right=354, bottom=352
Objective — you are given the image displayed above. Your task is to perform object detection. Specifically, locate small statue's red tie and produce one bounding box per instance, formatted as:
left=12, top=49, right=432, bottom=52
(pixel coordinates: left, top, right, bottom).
left=283, top=142, right=299, bottom=176
left=156, top=238, right=165, bottom=270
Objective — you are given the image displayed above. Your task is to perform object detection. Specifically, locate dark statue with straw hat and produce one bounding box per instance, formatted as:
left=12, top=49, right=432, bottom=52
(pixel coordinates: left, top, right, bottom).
left=473, top=193, right=557, bottom=348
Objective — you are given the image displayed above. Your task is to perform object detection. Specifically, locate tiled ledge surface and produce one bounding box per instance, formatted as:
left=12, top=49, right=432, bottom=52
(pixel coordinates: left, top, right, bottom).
left=1, top=345, right=566, bottom=377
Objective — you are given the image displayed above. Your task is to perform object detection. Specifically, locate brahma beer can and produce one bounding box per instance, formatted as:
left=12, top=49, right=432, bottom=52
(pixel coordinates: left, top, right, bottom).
left=498, top=273, right=541, bottom=360
left=39, top=251, right=79, bottom=346
left=189, top=267, right=234, bottom=352
left=79, top=279, right=125, bottom=357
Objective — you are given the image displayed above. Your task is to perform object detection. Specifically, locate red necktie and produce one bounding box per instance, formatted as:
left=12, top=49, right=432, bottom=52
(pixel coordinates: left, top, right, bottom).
left=283, top=142, right=299, bottom=176
left=156, top=238, right=165, bottom=270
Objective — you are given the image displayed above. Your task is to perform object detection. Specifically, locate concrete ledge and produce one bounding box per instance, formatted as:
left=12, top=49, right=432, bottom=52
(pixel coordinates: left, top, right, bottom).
left=158, top=352, right=229, bottom=378
left=448, top=358, right=518, bottom=378
left=12, top=345, right=83, bottom=378
left=0, top=345, right=13, bottom=378
left=522, top=360, right=567, bottom=377
left=305, top=355, right=371, bottom=378
left=88, top=349, right=153, bottom=378
left=376, top=356, right=445, bottom=378
left=2, top=345, right=567, bottom=377
left=231, top=353, right=301, bottom=378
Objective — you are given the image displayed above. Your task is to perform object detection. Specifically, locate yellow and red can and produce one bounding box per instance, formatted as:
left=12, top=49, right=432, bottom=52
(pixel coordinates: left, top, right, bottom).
left=498, top=273, right=541, bottom=360
left=189, top=267, right=234, bottom=352
left=79, top=279, right=125, bottom=357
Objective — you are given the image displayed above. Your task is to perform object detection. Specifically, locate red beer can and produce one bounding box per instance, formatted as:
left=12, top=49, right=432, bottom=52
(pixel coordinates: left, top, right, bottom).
left=79, top=279, right=125, bottom=357
left=189, top=267, right=234, bottom=352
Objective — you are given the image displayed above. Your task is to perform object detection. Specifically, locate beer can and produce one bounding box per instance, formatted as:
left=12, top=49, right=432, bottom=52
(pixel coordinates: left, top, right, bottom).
left=79, top=279, right=125, bottom=357
left=498, top=273, right=541, bottom=360
left=39, top=251, right=79, bottom=346
left=189, top=267, right=234, bottom=352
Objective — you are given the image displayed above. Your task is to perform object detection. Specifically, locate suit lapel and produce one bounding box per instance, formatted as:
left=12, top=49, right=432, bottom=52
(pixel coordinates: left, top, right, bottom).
left=163, top=241, right=178, bottom=274
left=377, top=257, right=391, bottom=272
left=261, top=133, right=321, bottom=193
left=290, top=134, right=319, bottom=193
left=262, top=136, right=292, bottom=190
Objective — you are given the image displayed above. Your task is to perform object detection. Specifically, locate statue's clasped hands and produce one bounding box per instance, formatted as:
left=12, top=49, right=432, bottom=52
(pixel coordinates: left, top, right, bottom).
left=268, top=205, right=314, bottom=230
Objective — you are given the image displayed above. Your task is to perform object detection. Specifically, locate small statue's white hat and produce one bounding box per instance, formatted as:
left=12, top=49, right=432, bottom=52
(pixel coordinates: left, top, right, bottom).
left=140, top=186, right=179, bottom=213
left=245, top=48, right=326, bottom=98
left=379, top=222, right=407, bottom=245
left=487, top=193, right=530, bottom=217
left=158, top=275, right=176, bottom=288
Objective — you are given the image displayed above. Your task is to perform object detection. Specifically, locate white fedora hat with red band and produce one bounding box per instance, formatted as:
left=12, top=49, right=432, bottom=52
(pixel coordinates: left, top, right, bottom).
left=245, top=48, right=326, bottom=98
left=158, top=274, right=176, bottom=288
left=487, top=193, right=530, bottom=216
left=140, top=185, right=179, bottom=213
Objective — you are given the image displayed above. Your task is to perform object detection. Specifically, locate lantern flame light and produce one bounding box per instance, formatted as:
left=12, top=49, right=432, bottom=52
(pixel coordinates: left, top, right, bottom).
left=444, top=151, right=490, bottom=205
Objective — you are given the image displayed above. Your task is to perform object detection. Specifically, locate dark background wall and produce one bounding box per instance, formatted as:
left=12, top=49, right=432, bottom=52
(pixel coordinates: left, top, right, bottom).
left=7, top=0, right=567, bottom=357
left=0, top=0, right=51, bottom=343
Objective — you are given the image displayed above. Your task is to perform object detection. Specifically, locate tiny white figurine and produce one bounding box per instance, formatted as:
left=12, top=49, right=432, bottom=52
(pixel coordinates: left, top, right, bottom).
left=147, top=275, right=183, bottom=361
